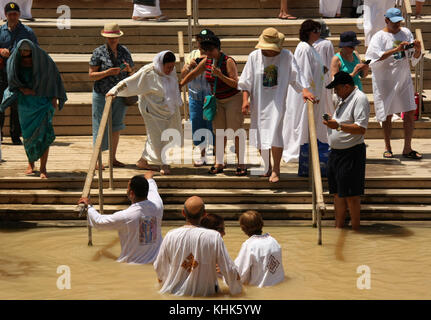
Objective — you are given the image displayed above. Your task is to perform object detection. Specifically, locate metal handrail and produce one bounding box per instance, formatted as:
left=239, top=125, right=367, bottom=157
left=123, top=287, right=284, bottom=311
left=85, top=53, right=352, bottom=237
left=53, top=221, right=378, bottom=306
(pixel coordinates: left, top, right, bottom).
left=415, top=28, right=426, bottom=120
left=307, top=101, right=324, bottom=245
left=77, top=95, right=115, bottom=246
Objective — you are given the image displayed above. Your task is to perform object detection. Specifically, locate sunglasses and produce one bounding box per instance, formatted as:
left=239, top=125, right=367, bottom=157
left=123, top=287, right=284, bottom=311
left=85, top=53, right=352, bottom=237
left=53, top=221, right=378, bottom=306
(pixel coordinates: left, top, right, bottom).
left=312, top=28, right=321, bottom=33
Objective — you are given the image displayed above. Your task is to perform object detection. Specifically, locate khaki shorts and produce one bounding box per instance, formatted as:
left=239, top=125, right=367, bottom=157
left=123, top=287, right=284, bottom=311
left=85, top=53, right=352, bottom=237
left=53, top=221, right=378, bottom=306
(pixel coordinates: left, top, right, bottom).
left=212, top=92, right=244, bottom=132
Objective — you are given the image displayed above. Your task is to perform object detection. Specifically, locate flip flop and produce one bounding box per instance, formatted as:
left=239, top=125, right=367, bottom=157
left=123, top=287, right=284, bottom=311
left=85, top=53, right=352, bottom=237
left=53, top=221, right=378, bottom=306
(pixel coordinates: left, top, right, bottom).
left=383, top=150, right=393, bottom=159
left=208, top=166, right=223, bottom=175
left=402, top=150, right=422, bottom=160
left=279, top=15, right=298, bottom=20
left=235, top=167, right=248, bottom=176
left=155, top=16, right=169, bottom=22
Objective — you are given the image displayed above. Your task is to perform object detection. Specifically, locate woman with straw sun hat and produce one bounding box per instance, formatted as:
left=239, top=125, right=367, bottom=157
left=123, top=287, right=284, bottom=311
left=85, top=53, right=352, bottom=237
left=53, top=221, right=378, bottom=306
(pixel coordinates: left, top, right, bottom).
left=89, top=23, right=134, bottom=169
left=238, top=27, right=314, bottom=183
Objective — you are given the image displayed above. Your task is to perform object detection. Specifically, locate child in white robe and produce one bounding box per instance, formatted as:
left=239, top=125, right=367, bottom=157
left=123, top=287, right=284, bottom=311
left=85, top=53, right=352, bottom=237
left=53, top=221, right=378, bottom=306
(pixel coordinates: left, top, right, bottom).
left=235, top=210, right=285, bottom=287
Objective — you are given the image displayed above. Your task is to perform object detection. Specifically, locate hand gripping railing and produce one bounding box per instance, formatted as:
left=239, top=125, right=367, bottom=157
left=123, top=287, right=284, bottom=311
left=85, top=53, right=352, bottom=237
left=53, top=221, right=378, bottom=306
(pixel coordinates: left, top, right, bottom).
left=307, top=100, right=325, bottom=245
left=77, top=95, right=116, bottom=246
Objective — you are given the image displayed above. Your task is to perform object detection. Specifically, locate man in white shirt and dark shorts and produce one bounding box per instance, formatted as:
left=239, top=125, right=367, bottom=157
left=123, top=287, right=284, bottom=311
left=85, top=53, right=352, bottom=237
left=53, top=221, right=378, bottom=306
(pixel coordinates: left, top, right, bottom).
left=323, top=72, right=370, bottom=231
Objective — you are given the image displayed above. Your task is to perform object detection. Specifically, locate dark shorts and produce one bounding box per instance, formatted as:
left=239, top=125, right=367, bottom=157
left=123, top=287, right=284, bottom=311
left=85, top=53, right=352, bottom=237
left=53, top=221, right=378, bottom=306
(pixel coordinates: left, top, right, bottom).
left=327, top=143, right=366, bottom=198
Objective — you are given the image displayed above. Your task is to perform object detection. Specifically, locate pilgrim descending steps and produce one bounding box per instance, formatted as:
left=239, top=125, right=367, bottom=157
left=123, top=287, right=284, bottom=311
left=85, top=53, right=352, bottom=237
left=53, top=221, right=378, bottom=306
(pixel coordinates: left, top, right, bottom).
left=132, top=0, right=168, bottom=22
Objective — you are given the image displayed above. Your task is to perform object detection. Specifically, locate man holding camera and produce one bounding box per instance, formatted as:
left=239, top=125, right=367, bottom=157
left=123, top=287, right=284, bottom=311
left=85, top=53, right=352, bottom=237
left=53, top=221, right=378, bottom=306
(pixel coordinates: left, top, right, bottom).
left=323, top=71, right=370, bottom=231
left=365, top=7, right=423, bottom=160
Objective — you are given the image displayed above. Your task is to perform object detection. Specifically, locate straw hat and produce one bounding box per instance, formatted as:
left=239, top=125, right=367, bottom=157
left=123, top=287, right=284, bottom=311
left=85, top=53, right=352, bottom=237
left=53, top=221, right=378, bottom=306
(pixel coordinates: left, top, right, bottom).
left=255, top=27, right=285, bottom=52
left=101, top=23, right=124, bottom=38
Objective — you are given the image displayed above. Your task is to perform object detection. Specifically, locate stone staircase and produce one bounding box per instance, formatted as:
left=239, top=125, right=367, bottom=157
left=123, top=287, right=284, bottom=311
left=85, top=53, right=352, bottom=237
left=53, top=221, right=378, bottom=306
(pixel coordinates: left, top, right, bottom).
left=1, top=0, right=431, bottom=221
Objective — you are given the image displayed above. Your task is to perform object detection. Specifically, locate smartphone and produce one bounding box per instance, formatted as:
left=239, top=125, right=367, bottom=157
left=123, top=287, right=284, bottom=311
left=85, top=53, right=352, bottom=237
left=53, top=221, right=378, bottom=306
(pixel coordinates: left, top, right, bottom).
left=404, top=43, right=415, bottom=50
left=120, top=63, right=127, bottom=70
left=323, top=113, right=331, bottom=121
left=364, top=59, right=371, bottom=65
left=195, top=57, right=203, bottom=64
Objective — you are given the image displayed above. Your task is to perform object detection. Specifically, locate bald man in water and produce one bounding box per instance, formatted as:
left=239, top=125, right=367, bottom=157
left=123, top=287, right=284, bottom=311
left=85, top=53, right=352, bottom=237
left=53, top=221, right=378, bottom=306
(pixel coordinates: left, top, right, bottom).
left=154, top=196, right=242, bottom=296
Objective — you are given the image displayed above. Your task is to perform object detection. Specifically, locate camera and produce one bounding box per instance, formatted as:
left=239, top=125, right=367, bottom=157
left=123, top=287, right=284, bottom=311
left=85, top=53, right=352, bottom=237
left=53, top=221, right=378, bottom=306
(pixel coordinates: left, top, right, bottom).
left=323, top=113, right=331, bottom=121
left=404, top=43, right=415, bottom=50
left=364, top=59, right=371, bottom=65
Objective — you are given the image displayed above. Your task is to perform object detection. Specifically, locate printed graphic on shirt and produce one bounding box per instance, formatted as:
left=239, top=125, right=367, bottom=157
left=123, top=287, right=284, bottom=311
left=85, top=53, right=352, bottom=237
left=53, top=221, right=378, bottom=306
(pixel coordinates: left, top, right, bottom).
left=263, top=65, right=278, bottom=87
left=393, top=41, right=406, bottom=60
left=181, top=253, right=199, bottom=272
left=266, top=254, right=280, bottom=274
left=139, top=216, right=157, bottom=245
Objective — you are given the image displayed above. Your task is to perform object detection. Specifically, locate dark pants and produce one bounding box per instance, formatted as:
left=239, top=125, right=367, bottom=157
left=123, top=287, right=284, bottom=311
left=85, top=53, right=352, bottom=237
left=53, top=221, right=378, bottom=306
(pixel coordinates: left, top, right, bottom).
left=0, top=71, right=21, bottom=141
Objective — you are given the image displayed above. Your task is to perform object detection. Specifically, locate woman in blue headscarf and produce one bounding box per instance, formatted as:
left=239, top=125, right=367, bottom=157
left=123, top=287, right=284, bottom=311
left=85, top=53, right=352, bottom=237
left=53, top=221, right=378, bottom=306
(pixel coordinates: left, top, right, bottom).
left=0, top=39, right=67, bottom=178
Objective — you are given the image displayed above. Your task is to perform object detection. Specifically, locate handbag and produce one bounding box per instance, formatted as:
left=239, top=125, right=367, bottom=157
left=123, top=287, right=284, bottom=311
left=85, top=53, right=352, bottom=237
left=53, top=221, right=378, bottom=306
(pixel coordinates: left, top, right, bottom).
left=107, top=44, right=138, bottom=106
left=203, top=53, right=224, bottom=121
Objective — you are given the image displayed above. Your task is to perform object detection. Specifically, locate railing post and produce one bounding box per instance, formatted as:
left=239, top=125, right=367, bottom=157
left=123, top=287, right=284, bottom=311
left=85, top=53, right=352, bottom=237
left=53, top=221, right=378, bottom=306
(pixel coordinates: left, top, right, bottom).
left=98, top=150, right=104, bottom=215
left=415, top=28, right=425, bottom=120
left=108, top=107, right=114, bottom=190
left=193, top=0, right=199, bottom=26
left=178, top=31, right=189, bottom=122
left=187, top=0, right=193, bottom=52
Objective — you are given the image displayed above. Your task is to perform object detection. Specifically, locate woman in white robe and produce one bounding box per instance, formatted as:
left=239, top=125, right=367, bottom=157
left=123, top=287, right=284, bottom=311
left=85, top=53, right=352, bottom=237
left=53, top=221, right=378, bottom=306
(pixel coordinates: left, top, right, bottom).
left=313, top=20, right=335, bottom=114
left=238, top=27, right=309, bottom=183
left=319, top=0, right=342, bottom=18
left=108, top=50, right=183, bottom=175
left=282, top=20, right=330, bottom=177
left=363, top=0, right=396, bottom=46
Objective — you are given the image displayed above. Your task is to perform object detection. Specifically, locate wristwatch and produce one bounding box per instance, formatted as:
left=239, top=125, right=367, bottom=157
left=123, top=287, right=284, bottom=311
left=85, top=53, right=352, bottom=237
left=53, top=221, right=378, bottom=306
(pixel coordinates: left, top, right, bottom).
left=336, top=122, right=342, bottom=132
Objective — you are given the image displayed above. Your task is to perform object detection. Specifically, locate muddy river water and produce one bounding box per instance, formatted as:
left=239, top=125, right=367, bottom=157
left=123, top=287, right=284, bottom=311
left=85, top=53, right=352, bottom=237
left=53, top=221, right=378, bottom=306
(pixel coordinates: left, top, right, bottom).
left=1, top=222, right=430, bottom=300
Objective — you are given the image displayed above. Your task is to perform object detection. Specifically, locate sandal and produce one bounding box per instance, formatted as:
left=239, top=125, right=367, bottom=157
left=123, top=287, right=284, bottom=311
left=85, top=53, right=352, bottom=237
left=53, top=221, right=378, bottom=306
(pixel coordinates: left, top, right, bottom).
left=383, top=150, right=393, bottom=159
left=208, top=166, right=223, bottom=175
left=235, top=167, right=248, bottom=176
left=155, top=15, right=169, bottom=22
left=402, top=150, right=422, bottom=160
left=279, top=14, right=298, bottom=20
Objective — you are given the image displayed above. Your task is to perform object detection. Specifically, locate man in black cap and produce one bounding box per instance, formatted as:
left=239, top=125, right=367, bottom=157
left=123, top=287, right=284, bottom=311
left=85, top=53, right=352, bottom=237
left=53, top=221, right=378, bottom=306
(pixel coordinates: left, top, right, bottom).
left=323, top=71, right=370, bottom=231
left=0, top=2, right=37, bottom=144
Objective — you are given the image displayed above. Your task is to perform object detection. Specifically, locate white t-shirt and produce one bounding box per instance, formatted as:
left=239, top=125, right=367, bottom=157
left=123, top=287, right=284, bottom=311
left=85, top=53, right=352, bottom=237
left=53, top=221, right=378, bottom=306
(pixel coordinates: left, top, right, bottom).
left=87, top=179, right=164, bottom=264
left=234, top=233, right=285, bottom=287
left=154, top=226, right=242, bottom=296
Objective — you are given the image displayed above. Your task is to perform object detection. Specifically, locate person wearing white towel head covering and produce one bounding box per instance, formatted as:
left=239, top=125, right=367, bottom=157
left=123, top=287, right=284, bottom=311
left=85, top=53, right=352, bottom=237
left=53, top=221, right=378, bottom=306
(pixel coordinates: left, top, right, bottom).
left=319, top=0, right=342, bottom=18
left=363, top=0, right=396, bottom=46
left=108, top=50, right=183, bottom=175
left=365, top=8, right=423, bottom=160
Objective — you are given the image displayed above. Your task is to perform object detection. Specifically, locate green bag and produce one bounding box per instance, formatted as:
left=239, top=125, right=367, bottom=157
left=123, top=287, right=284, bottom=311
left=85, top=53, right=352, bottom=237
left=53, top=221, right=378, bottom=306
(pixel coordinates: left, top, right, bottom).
left=203, top=53, right=224, bottom=121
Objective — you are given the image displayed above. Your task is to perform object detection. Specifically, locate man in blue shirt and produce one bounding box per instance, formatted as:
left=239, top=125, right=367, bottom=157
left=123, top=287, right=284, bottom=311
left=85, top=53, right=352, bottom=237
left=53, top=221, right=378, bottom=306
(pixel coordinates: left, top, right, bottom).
left=0, top=2, right=37, bottom=144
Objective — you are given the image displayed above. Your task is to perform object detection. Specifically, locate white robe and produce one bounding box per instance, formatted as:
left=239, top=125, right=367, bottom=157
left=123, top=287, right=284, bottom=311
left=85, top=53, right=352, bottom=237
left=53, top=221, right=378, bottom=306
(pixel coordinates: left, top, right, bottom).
left=363, top=0, right=396, bottom=46
left=0, top=0, right=33, bottom=19
left=109, top=53, right=183, bottom=165
left=282, top=42, right=328, bottom=163
left=87, top=179, right=164, bottom=264
left=313, top=38, right=335, bottom=114
left=238, top=49, right=306, bottom=150
left=365, top=28, right=419, bottom=122
left=319, top=0, right=342, bottom=17
left=132, top=0, right=162, bottom=18
left=235, top=233, right=285, bottom=287
left=154, top=226, right=242, bottom=296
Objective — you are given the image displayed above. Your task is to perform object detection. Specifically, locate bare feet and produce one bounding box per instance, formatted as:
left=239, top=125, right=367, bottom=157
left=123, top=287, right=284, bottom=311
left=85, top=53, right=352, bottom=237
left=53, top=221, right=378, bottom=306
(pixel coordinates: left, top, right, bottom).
left=112, top=159, right=126, bottom=168
left=260, top=166, right=272, bottom=177
left=269, top=171, right=280, bottom=183
left=136, top=158, right=158, bottom=170
left=25, top=163, right=35, bottom=175
left=40, top=171, right=48, bottom=179
left=160, top=165, right=171, bottom=175
left=95, top=163, right=105, bottom=170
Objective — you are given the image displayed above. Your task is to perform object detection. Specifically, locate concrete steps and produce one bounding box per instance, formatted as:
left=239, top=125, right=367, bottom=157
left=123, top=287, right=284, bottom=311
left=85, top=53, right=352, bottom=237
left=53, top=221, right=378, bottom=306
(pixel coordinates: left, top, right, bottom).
left=1, top=203, right=431, bottom=221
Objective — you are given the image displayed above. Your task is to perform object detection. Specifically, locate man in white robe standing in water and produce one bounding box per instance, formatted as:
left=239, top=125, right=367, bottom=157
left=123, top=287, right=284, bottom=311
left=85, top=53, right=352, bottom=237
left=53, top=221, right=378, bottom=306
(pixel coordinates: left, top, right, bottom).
left=365, top=7, right=423, bottom=160
left=239, top=27, right=312, bottom=183
left=154, top=196, right=242, bottom=296
left=363, top=0, right=396, bottom=46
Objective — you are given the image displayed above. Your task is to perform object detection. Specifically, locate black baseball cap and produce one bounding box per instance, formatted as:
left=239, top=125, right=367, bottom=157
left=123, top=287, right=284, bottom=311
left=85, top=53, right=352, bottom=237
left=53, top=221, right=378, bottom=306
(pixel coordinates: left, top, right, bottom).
left=197, top=29, right=215, bottom=38
left=4, top=2, right=20, bottom=14
left=326, top=71, right=355, bottom=89
left=200, top=34, right=221, bottom=49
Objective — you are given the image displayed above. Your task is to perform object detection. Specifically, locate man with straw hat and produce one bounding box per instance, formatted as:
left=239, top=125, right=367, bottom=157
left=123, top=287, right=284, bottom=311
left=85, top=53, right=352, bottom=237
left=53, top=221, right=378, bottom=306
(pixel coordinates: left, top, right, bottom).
left=238, top=27, right=314, bottom=183
left=89, top=22, right=134, bottom=169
